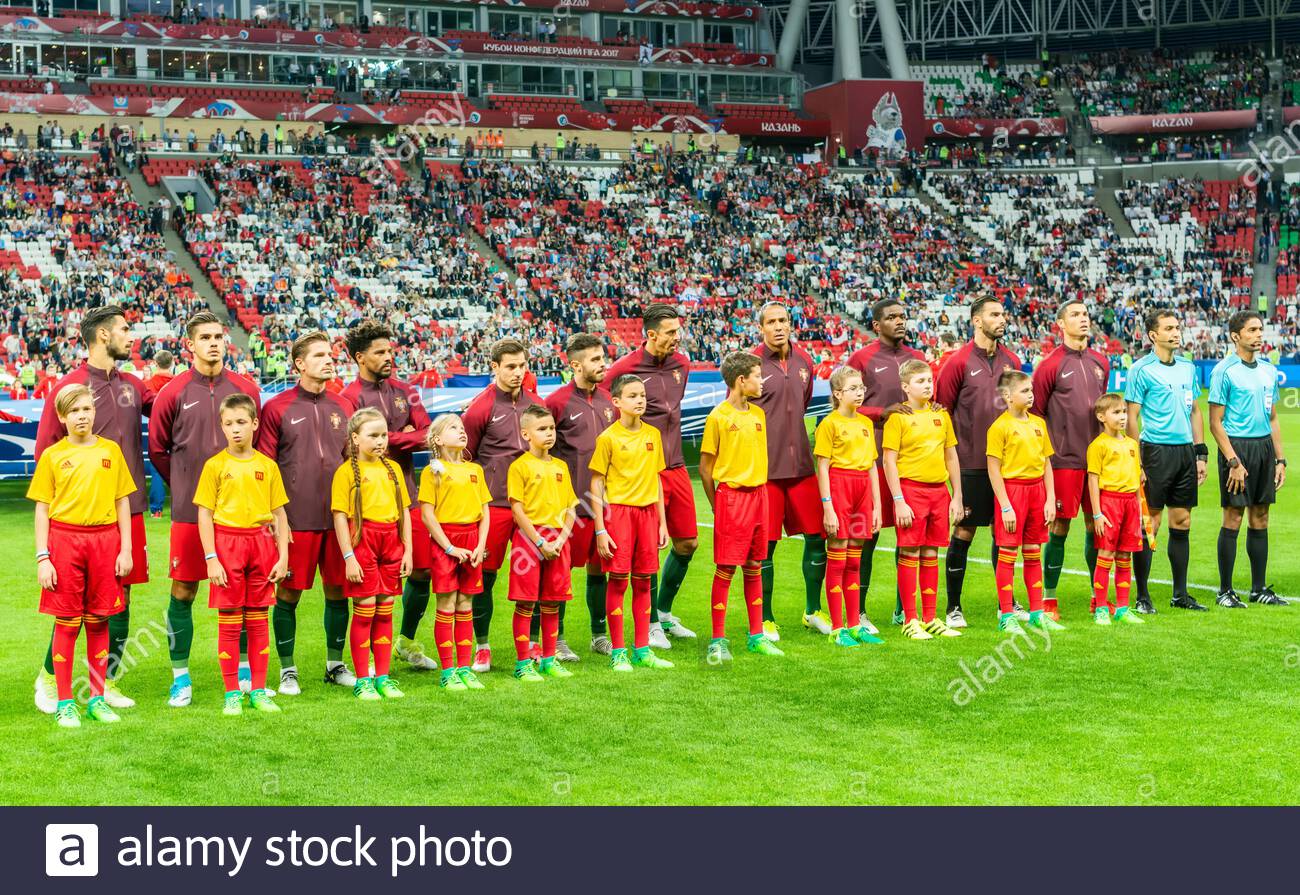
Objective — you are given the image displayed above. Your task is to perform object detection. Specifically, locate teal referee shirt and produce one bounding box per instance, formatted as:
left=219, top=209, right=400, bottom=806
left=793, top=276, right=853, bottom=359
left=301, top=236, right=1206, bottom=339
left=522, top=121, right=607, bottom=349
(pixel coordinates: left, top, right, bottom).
left=1208, top=354, right=1279, bottom=439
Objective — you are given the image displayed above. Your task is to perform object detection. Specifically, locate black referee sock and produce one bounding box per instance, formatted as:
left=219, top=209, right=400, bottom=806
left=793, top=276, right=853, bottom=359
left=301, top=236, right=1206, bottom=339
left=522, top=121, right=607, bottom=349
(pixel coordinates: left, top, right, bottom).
left=1217, top=527, right=1240, bottom=594
left=944, top=535, right=971, bottom=612
left=1166, top=527, right=1190, bottom=597
left=1133, top=542, right=1153, bottom=602
left=1246, top=528, right=1269, bottom=593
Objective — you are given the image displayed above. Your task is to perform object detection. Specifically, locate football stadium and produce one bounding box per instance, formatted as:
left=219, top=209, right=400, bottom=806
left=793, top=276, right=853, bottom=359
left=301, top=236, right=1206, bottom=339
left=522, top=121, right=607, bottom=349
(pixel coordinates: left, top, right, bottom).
left=0, top=0, right=1298, bottom=812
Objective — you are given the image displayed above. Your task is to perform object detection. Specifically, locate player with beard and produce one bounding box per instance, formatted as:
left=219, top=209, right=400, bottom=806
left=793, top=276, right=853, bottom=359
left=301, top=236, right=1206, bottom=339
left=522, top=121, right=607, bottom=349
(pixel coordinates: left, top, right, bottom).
left=846, top=298, right=925, bottom=628
left=33, top=305, right=152, bottom=714
left=934, top=297, right=1023, bottom=627
left=340, top=320, right=434, bottom=670
left=256, top=331, right=357, bottom=693
left=149, top=310, right=261, bottom=707
left=545, top=333, right=616, bottom=659
left=748, top=302, right=829, bottom=641
left=1033, top=301, right=1110, bottom=619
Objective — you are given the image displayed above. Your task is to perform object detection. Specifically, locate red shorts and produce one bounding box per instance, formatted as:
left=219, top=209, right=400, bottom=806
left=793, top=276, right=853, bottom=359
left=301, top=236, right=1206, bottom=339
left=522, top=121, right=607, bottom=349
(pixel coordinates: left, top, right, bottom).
left=661, top=466, right=698, bottom=540
left=169, top=520, right=208, bottom=582
left=430, top=521, right=485, bottom=595
left=1052, top=467, right=1092, bottom=519
left=1095, top=490, right=1143, bottom=554
left=713, top=483, right=768, bottom=566
left=208, top=524, right=279, bottom=610
left=603, top=503, right=661, bottom=575
left=344, top=520, right=404, bottom=599
left=409, top=505, right=432, bottom=572
left=873, top=465, right=896, bottom=529
left=994, top=477, right=1049, bottom=548
left=507, top=526, right=572, bottom=601
left=123, top=513, right=148, bottom=587
left=568, top=516, right=600, bottom=569
left=483, top=505, right=516, bottom=571
left=827, top=468, right=875, bottom=540
left=284, top=529, right=347, bottom=591
left=39, top=521, right=125, bottom=618
left=896, top=479, right=952, bottom=548
left=765, top=475, right=826, bottom=541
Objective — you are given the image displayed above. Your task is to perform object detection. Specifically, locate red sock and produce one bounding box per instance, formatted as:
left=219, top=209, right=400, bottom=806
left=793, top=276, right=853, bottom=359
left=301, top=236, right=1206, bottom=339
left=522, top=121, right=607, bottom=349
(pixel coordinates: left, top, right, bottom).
left=1114, top=555, right=1132, bottom=609
left=454, top=610, right=473, bottom=668
left=844, top=547, right=863, bottom=629
left=742, top=564, right=763, bottom=636
left=434, top=611, right=454, bottom=670
left=1022, top=546, right=1044, bottom=614
left=898, top=554, right=920, bottom=623
left=825, top=547, right=847, bottom=630
left=920, top=554, right=940, bottom=623
left=995, top=548, right=1018, bottom=614
left=372, top=601, right=394, bottom=677
left=710, top=567, right=734, bottom=639
left=51, top=616, right=80, bottom=702
left=349, top=603, right=375, bottom=678
left=218, top=609, right=243, bottom=692
left=245, top=608, right=270, bottom=691
left=606, top=574, right=630, bottom=650
left=83, top=614, right=109, bottom=698
left=631, top=574, right=653, bottom=649
left=1092, top=556, right=1113, bottom=611
left=512, top=603, right=534, bottom=661
left=540, top=602, right=560, bottom=659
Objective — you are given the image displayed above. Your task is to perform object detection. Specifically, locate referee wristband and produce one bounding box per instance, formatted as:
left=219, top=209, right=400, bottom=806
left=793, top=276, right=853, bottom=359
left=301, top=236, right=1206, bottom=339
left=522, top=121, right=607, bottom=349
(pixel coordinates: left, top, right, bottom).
left=1194, top=443, right=1209, bottom=460
left=204, top=552, right=218, bottom=561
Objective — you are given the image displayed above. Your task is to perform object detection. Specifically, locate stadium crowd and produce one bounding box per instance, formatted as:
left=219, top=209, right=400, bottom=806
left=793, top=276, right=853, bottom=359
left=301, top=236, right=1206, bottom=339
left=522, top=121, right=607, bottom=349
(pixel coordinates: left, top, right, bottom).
left=1068, top=46, right=1270, bottom=116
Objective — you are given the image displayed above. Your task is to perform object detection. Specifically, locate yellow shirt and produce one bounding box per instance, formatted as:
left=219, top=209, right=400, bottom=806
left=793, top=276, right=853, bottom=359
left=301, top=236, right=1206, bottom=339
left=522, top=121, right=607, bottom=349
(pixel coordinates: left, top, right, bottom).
left=700, top=400, right=767, bottom=488
left=589, top=420, right=666, bottom=507
left=986, top=411, right=1054, bottom=479
left=1086, top=433, right=1142, bottom=494
left=417, top=460, right=492, bottom=524
left=507, top=451, right=578, bottom=529
left=193, top=449, right=289, bottom=528
left=813, top=411, right=878, bottom=471
left=330, top=458, right=411, bottom=524
left=27, top=436, right=135, bottom=526
left=881, top=404, right=957, bottom=484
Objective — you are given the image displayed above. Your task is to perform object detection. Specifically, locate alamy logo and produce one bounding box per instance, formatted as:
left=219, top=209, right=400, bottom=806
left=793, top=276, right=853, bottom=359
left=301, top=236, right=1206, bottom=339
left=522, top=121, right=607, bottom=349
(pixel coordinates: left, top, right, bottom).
left=46, top=824, right=99, bottom=876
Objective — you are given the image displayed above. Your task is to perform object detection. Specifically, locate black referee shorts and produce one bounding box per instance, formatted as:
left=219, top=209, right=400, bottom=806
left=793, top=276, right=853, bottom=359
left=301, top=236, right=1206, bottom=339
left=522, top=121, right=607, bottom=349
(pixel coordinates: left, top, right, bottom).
left=1219, top=435, right=1277, bottom=509
left=960, top=469, right=995, bottom=527
left=1140, top=442, right=1199, bottom=511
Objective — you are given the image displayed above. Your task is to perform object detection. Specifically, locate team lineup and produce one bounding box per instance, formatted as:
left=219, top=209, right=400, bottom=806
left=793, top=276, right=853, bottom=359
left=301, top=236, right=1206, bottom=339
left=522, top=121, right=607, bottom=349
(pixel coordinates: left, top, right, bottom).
left=25, top=297, right=1289, bottom=726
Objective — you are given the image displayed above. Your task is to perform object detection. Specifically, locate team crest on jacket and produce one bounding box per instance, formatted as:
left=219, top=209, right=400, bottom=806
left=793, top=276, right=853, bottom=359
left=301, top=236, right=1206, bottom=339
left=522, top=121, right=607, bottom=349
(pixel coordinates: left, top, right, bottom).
left=120, top=385, right=134, bottom=404
left=330, top=412, right=343, bottom=430
left=672, top=370, right=682, bottom=384
left=799, top=368, right=809, bottom=383
left=394, top=397, right=408, bottom=412
left=603, top=408, right=614, bottom=423
left=1093, top=366, right=1104, bottom=381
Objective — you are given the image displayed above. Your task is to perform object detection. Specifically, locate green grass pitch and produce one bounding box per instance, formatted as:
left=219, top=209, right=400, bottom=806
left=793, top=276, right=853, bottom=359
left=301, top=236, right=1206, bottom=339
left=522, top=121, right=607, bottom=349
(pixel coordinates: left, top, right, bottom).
left=2, top=405, right=1299, bottom=806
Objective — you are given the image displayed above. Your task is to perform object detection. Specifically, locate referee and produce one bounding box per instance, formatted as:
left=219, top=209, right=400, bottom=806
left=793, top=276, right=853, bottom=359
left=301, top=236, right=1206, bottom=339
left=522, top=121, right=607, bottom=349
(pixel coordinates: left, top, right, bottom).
left=1208, top=310, right=1289, bottom=607
left=1123, top=311, right=1208, bottom=611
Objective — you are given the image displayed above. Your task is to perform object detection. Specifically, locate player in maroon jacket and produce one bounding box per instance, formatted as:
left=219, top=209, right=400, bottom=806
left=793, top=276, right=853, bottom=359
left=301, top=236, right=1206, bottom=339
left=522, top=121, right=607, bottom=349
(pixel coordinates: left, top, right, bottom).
left=846, top=298, right=926, bottom=629
left=749, top=303, right=828, bottom=641
left=606, top=303, right=698, bottom=649
left=933, top=297, right=1023, bottom=628
left=256, top=331, right=357, bottom=693
left=1032, top=301, right=1110, bottom=619
left=339, top=320, right=434, bottom=673
left=149, top=310, right=261, bottom=707
left=32, top=305, right=152, bottom=714
left=462, top=337, right=544, bottom=672
left=546, top=333, right=617, bottom=660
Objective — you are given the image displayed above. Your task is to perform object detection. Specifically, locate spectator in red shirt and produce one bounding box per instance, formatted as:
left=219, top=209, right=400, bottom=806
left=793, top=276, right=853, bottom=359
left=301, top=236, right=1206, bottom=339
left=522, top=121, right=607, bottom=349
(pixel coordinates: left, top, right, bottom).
left=8, top=382, right=29, bottom=400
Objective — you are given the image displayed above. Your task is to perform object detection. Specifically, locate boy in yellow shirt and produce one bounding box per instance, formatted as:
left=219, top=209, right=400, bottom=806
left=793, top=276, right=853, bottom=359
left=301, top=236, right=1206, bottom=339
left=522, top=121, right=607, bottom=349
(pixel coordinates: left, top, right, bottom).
left=590, top=374, right=672, bottom=672
left=195, top=393, right=290, bottom=715
left=987, top=370, right=1061, bottom=634
left=507, top=405, right=579, bottom=683
left=699, top=352, right=782, bottom=662
left=1086, top=393, right=1146, bottom=626
left=28, top=384, right=135, bottom=728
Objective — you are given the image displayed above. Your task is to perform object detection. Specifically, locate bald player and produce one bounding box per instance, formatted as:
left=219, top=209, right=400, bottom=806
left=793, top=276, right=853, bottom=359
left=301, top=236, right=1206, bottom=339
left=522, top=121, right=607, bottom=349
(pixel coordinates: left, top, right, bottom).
left=847, top=297, right=925, bottom=628
left=934, top=297, right=1023, bottom=627
left=606, top=303, right=698, bottom=648
left=1032, top=300, right=1109, bottom=619
left=749, top=302, right=829, bottom=641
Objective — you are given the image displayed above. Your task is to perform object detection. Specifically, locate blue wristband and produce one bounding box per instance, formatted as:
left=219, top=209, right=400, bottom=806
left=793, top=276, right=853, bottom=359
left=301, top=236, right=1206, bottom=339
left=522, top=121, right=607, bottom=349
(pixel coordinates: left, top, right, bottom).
left=821, top=497, right=832, bottom=503
left=1001, top=506, right=1014, bottom=515
left=343, top=551, right=355, bottom=561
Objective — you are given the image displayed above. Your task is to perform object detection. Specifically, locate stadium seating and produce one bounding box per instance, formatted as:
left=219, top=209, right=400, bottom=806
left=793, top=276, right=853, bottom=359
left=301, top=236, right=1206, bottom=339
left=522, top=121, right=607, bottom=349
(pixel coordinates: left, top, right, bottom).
left=915, top=61, right=1058, bottom=118
left=1068, top=48, right=1268, bottom=116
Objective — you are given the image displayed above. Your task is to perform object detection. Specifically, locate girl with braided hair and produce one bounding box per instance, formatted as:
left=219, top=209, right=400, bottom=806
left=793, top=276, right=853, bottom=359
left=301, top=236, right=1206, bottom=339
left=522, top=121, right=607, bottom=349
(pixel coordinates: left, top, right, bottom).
left=330, top=407, right=412, bottom=701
